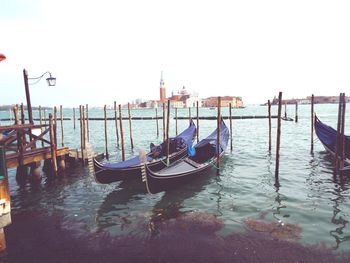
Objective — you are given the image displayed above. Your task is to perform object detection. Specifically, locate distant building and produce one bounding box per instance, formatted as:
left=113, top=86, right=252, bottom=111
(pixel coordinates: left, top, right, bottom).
left=168, top=86, right=201, bottom=108
left=306, top=96, right=350, bottom=104
left=159, top=71, right=166, bottom=103
left=202, top=96, right=244, bottom=108
left=140, top=100, right=159, bottom=108
left=275, top=95, right=350, bottom=105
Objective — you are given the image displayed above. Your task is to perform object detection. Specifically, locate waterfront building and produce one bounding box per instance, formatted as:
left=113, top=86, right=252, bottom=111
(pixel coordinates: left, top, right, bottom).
left=159, top=71, right=166, bottom=103
left=202, top=96, right=244, bottom=108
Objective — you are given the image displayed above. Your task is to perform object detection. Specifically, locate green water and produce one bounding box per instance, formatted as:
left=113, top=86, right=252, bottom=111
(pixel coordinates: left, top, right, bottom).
left=1, top=104, right=350, bottom=252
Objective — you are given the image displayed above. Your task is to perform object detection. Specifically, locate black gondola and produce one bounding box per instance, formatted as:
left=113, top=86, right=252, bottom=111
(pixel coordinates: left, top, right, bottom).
left=281, top=116, right=294, bottom=121
left=93, top=120, right=196, bottom=184
left=314, top=115, right=350, bottom=163
left=142, top=119, right=229, bottom=194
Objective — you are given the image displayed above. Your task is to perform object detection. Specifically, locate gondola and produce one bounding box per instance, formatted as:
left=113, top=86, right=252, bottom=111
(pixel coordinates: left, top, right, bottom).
left=314, top=115, right=350, bottom=163
left=281, top=116, right=294, bottom=121
left=142, top=118, right=229, bottom=194
left=93, top=120, right=196, bottom=184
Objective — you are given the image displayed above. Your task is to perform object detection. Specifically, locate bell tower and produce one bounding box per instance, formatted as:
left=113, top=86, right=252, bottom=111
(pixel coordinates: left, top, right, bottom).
left=159, top=71, right=166, bottom=103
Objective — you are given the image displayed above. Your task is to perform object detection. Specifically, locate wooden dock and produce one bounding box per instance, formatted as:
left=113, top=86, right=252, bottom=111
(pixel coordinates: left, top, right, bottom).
left=5, top=147, right=70, bottom=169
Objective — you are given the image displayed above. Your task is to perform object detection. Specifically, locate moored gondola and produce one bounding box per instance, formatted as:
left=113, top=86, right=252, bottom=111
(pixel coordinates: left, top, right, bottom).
left=142, top=118, right=229, bottom=194
left=314, top=115, right=350, bottom=163
left=93, top=120, right=196, bottom=184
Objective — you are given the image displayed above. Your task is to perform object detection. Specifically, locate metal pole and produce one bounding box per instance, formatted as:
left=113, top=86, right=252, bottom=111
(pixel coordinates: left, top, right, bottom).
left=23, top=69, right=34, bottom=124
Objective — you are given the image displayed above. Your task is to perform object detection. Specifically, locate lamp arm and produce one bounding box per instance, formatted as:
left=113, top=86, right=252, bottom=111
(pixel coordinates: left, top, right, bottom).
left=28, top=71, right=53, bottom=80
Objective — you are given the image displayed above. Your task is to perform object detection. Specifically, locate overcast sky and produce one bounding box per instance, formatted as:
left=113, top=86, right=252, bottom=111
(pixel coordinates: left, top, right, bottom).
left=1, top=0, right=350, bottom=107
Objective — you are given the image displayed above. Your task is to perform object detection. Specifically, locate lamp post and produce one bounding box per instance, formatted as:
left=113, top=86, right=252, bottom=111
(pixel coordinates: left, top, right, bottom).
left=23, top=69, right=56, bottom=124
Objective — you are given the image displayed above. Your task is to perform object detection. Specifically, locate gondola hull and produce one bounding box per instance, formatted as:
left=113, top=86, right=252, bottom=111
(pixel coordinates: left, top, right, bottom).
left=143, top=119, right=229, bottom=194
left=94, top=148, right=188, bottom=184
left=314, top=115, right=350, bottom=164
left=143, top=158, right=218, bottom=194
left=93, top=120, right=197, bottom=184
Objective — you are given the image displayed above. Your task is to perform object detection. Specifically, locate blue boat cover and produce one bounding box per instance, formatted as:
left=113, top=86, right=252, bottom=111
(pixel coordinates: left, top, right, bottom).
left=101, top=120, right=196, bottom=169
left=194, top=118, right=229, bottom=156
left=314, top=115, right=350, bottom=158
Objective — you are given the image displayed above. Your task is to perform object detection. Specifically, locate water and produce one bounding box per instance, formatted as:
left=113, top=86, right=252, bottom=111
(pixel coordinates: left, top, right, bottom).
left=1, top=104, right=350, bottom=259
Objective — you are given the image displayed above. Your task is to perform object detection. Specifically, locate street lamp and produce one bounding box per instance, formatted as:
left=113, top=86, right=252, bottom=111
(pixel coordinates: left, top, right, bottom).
left=23, top=69, right=56, bottom=124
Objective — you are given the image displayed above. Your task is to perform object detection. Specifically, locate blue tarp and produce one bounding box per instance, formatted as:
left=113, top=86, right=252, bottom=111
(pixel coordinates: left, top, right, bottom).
left=194, top=119, right=229, bottom=156
left=102, top=120, right=196, bottom=169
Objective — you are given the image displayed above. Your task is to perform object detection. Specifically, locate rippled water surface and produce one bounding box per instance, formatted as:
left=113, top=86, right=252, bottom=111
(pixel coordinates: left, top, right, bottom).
left=1, top=104, right=350, bottom=255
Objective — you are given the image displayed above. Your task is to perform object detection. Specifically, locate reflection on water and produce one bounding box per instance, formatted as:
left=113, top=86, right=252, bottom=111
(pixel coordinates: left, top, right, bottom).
left=307, top=149, right=350, bottom=250
left=330, top=175, right=350, bottom=249
left=3, top=104, right=350, bottom=254
left=148, top=175, right=213, bottom=237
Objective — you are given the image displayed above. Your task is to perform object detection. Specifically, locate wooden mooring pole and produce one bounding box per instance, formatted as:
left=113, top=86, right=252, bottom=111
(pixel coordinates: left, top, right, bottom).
left=188, top=107, right=191, bottom=124
left=86, top=104, right=90, bottom=142
left=54, top=106, right=57, bottom=147
left=155, top=108, right=159, bottom=138
left=104, top=105, right=109, bottom=159
left=295, top=102, right=298, bottom=123
left=284, top=102, right=287, bottom=119
left=163, top=103, right=166, bottom=142
left=335, top=93, right=346, bottom=173
left=268, top=100, right=272, bottom=152
left=79, top=106, right=85, bottom=164
left=60, top=105, right=64, bottom=147
left=13, top=106, right=19, bottom=125
left=166, top=100, right=170, bottom=165
left=114, top=101, right=120, bottom=147
left=9, top=109, right=12, bottom=124
left=175, top=108, right=178, bottom=136
left=39, top=106, right=44, bottom=147
left=216, top=97, right=221, bottom=174
left=196, top=101, right=199, bottom=143
left=82, top=105, right=86, bottom=153
left=311, top=94, right=314, bottom=153
left=20, top=103, right=25, bottom=124
left=73, top=107, right=76, bottom=129
left=49, top=113, right=58, bottom=176
left=229, top=102, right=232, bottom=151
left=274, top=92, right=282, bottom=187
left=119, top=104, right=125, bottom=161
left=128, top=102, right=134, bottom=150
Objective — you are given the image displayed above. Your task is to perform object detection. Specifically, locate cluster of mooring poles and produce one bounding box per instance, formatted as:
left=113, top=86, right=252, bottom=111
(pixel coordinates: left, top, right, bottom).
left=270, top=92, right=347, bottom=187
left=96, top=97, right=234, bottom=175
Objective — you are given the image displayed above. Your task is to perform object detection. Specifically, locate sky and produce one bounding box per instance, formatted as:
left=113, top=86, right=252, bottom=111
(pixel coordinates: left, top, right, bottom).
left=1, top=0, right=350, bottom=107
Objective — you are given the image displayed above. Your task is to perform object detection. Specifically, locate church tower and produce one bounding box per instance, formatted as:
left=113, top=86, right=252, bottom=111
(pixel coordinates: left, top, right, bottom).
left=159, top=71, right=166, bottom=103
